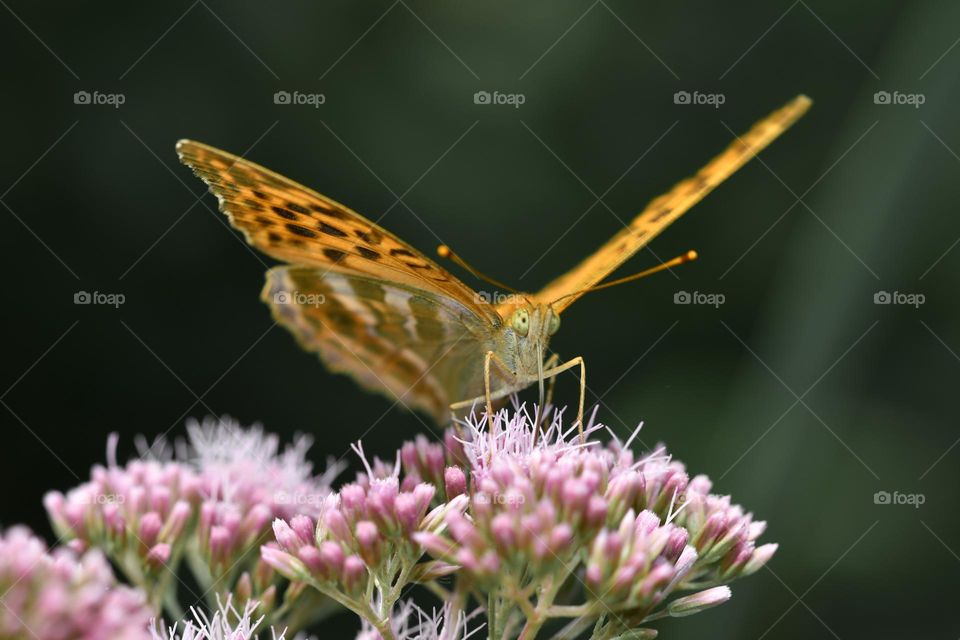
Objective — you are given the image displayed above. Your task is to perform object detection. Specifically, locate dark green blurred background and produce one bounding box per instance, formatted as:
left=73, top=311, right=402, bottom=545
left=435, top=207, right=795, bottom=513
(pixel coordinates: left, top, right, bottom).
left=2, top=1, right=958, bottom=637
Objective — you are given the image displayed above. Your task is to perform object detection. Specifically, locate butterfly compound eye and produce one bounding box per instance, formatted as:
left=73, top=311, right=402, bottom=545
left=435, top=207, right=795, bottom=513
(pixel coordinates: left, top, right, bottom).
left=511, top=309, right=530, bottom=336
left=547, top=311, right=560, bottom=336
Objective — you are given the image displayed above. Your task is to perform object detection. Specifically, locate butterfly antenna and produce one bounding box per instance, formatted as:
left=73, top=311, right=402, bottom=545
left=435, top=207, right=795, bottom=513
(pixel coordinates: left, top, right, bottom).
left=552, top=250, right=698, bottom=306
left=437, top=245, right=519, bottom=294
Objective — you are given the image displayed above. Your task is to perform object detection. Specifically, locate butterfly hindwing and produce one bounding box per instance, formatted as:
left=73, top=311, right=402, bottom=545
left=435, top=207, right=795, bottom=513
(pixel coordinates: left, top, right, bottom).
left=176, top=139, right=499, bottom=325
left=264, top=266, right=496, bottom=422
left=535, top=95, right=812, bottom=311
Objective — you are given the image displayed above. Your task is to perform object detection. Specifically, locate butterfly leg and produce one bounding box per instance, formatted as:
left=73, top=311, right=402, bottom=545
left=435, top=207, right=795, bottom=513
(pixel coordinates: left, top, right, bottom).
left=448, top=351, right=517, bottom=417
left=539, top=356, right=587, bottom=441
left=483, top=349, right=516, bottom=422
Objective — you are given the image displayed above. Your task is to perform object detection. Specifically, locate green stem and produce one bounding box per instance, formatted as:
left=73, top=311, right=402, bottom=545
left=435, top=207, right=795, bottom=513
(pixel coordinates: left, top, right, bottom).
left=544, top=604, right=597, bottom=619
left=423, top=580, right=452, bottom=600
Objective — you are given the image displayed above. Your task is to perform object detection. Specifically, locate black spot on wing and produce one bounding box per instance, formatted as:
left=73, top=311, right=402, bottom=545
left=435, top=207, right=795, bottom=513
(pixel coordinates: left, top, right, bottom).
left=287, top=202, right=310, bottom=215
left=356, top=229, right=383, bottom=245
left=286, top=223, right=317, bottom=238
left=356, top=247, right=380, bottom=260
left=323, top=248, right=347, bottom=263
left=272, top=206, right=298, bottom=220
left=318, top=222, right=348, bottom=238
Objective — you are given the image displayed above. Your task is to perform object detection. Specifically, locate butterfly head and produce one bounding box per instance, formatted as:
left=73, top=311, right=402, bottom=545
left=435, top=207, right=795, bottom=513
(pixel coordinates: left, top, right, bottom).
left=500, top=302, right=561, bottom=376
left=507, top=303, right=560, bottom=341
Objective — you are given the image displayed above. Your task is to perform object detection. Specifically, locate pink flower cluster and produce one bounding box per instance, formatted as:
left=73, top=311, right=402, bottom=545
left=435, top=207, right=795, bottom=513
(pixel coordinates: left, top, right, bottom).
left=583, top=510, right=695, bottom=612
left=415, top=444, right=612, bottom=583
left=264, top=475, right=463, bottom=600
left=26, top=406, right=778, bottom=640
left=43, top=418, right=342, bottom=623
left=676, top=475, right=778, bottom=583
left=413, top=412, right=698, bottom=588
left=44, top=457, right=198, bottom=572
left=0, top=526, right=153, bottom=640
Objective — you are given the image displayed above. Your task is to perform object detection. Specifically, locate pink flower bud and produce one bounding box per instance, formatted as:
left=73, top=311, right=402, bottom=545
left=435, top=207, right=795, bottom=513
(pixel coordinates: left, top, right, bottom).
left=340, top=484, right=366, bottom=511
left=665, top=527, right=689, bottom=561
left=273, top=519, right=301, bottom=551
left=354, top=521, right=382, bottom=565
left=260, top=545, right=306, bottom=580
left=667, top=586, right=731, bottom=617
left=289, top=514, right=315, bottom=544
left=324, top=509, right=352, bottom=542
left=635, top=510, right=661, bottom=535
left=163, top=500, right=192, bottom=540
left=748, top=520, right=767, bottom=541
left=146, top=543, right=170, bottom=568
left=414, top=532, right=455, bottom=558
left=319, top=541, right=345, bottom=575
left=412, top=483, right=436, bottom=515
left=297, top=545, right=325, bottom=575
left=549, top=523, right=573, bottom=554
left=585, top=496, right=608, bottom=529
left=342, top=555, right=366, bottom=592
left=586, top=562, right=602, bottom=586
left=394, top=493, right=420, bottom=532
left=444, top=466, right=467, bottom=498
left=138, top=512, right=163, bottom=548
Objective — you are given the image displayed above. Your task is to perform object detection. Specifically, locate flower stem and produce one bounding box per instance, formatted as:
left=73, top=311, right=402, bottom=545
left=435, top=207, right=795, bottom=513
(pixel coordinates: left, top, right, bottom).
left=488, top=592, right=497, bottom=640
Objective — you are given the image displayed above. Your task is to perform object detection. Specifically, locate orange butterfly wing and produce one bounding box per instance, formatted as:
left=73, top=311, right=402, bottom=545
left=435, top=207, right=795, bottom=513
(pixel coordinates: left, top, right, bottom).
left=176, top=139, right=500, bottom=326
left=534, top=95, right=812, bottom=312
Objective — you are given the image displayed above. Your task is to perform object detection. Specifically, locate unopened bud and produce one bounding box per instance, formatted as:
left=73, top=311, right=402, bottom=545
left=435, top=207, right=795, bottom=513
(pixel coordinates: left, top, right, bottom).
left=667, top=586, right=731, bottom=617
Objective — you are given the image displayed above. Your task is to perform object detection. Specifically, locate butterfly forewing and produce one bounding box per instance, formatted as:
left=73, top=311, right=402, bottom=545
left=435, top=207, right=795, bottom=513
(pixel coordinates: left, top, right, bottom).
left=176, top=140, right=499, bottom=325
left=535, top=95, right=812, bottom=311
left=265, top=267, right=496, bottom=422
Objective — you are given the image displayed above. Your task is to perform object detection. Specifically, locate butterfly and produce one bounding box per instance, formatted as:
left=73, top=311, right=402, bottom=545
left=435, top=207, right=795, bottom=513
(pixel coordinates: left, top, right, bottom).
left=177, top=94, right=810, bottom=429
